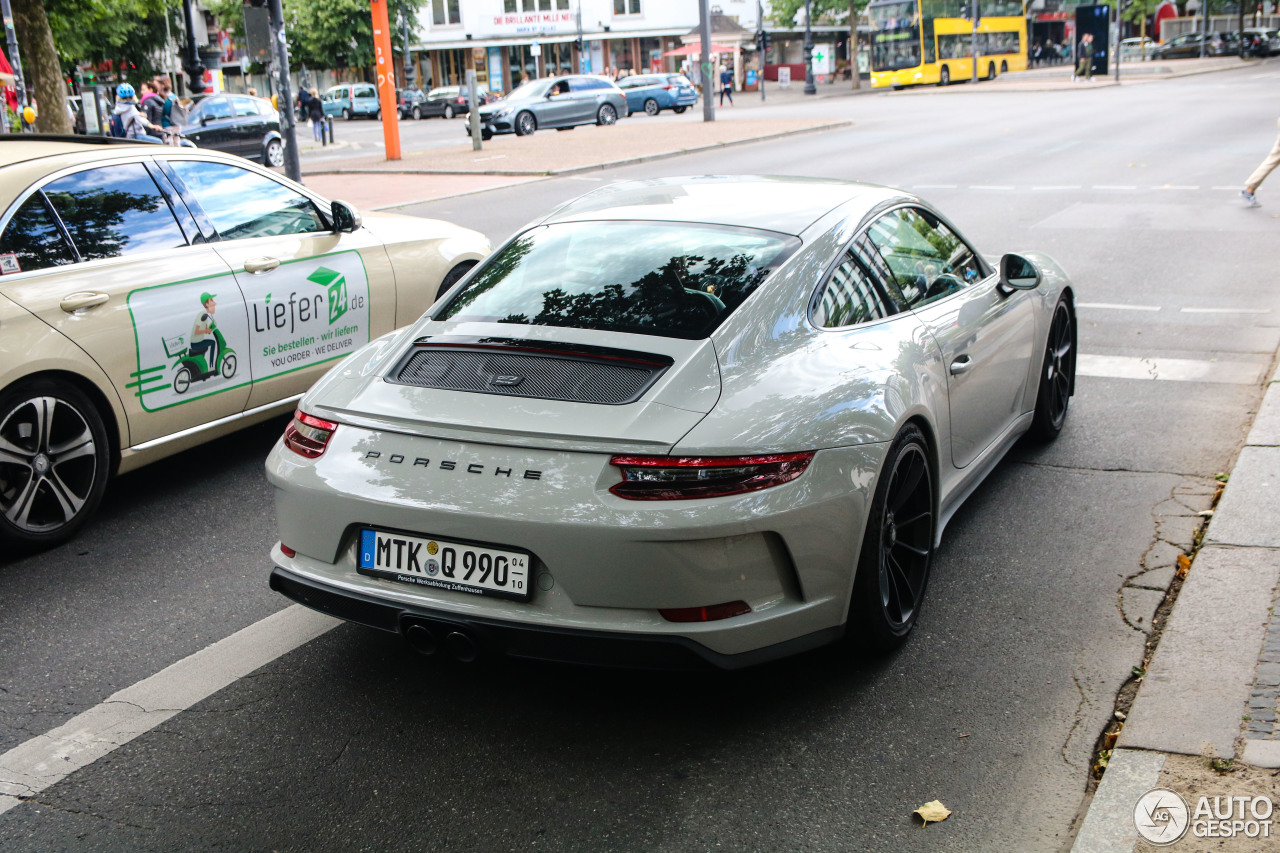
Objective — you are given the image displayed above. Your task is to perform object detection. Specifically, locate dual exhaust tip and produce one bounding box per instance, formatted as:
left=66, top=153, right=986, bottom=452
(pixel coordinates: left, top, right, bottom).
left=404, top=622, right=479, bottom=662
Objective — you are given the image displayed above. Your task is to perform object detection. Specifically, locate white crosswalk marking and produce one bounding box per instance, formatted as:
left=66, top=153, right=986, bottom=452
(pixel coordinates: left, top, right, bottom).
left=1078, top=302, right=1161, bottom=311
left=1077, top=355, right=1266, bottom=385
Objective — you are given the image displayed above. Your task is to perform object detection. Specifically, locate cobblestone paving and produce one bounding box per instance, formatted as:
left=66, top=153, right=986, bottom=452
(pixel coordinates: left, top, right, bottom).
left=1246, top=584, right=1280, bottom=739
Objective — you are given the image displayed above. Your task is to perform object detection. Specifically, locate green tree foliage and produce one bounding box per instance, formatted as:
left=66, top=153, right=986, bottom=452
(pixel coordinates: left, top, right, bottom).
left=47, top=0, right=180, bottom=83
left=208, top=0, right=422, bottom=73
left=770, top=0, right=865, bottom=29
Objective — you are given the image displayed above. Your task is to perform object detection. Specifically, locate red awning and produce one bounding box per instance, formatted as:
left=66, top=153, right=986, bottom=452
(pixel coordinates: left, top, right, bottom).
left=663, top=43, right=737, bottom=57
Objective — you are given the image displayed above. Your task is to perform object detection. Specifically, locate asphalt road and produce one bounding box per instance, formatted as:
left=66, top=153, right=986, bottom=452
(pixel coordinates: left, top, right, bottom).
left=3, top=63, right=1279, bottom=851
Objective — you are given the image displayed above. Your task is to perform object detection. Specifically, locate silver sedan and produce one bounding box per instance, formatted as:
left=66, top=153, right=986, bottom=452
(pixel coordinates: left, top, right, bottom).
left=266, top=176, right=1077, bottom=669
left=474, top=74, right=627, bottom=139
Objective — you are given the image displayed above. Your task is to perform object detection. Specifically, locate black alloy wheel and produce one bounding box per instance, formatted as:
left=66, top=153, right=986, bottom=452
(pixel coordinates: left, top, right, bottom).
left=515, top=111, right=536, bottom=136
left=264, top=138, right=284, bottom=167
left=1030, top=297, right=1076, bottom=440
left=644, top=98, right=659, bottom=116
left=852, top=424, right=935, bottom=652
left=0, top=380, right=110, bottom=548
left=597, top=104, right=617, bottom=126
left=939, top=66, right=950, bottom=86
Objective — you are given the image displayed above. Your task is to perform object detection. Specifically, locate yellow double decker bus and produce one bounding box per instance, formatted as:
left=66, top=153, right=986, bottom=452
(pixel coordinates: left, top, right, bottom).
left=869, top=0, right=1027, bottom=89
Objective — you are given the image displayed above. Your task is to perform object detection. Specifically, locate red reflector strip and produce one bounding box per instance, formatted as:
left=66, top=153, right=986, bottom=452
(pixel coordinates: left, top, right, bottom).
left=280, top=544, right=297, bottom=558
left=660, top=601, right=751, bottom=623
left=283, top=409, right=338, bottom=459
left=609, top=452, right=814, bottom=500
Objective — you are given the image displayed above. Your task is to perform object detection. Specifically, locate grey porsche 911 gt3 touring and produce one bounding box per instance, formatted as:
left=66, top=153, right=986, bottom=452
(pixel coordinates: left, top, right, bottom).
left=266, top=176, right=1076, bottom=669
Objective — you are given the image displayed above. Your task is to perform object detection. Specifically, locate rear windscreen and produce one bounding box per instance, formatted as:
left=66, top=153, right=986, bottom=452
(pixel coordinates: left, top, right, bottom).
left=435, top=221, right=799, bottom=340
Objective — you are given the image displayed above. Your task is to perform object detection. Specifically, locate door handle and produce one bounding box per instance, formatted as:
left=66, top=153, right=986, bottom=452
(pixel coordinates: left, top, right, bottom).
left=243, top=257, right=280, bottom=274
left=59, top=292, right=109, bottom=313
left=949, top=355, right=973, bottom=376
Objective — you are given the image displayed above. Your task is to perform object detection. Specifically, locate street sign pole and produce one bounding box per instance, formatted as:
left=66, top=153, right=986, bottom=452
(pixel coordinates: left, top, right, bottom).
left=267, top=0, right=301, bottom=181
left=970, top=0, right=979, bottom=83
left=467, top=69, right=482, bottom=151
left=757, top=0, right=766, bottom=101
left=803, top=0, right=816, bottom=94
left=370, top=0, right=401, bottom=161
left=699, top=0, right=714, bottom=122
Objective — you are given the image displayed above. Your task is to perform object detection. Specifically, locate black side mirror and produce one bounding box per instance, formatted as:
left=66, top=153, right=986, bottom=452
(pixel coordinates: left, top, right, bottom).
left=998, top=253, right=1041, bottom=291
left=330, top=200, right=362, bottom=234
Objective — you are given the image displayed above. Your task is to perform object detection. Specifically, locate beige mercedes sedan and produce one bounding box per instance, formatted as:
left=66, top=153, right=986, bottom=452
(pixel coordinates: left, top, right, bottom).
left=0, top=137, right=490, bottom=548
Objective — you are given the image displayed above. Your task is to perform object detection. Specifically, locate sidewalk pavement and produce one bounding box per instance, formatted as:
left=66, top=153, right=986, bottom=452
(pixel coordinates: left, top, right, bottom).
left=1071, top=359, right=1280, bottom=851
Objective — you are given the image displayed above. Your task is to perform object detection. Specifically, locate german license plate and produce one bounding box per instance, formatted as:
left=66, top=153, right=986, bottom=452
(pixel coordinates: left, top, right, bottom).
left=357, top=529, right=531, bottom=601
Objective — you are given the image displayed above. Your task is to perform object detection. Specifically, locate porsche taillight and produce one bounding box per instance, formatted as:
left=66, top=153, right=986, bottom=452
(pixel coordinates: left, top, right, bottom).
left=608, top=452, right=814, bottom=500
left=283, top=410, right=338, bottom=459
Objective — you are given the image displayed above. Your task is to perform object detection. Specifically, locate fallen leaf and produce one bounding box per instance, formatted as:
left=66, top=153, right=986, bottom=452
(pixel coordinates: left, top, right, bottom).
left=957, top=733, right=970, bottom=739
left=1177, top=554, right=1191, bottom=578
left=914, top=800, right=952, bottom=826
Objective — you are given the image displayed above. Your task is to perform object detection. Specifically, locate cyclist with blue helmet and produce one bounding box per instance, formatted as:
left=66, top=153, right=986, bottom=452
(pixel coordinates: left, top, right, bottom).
left=112, top=82, right=165, bottom=143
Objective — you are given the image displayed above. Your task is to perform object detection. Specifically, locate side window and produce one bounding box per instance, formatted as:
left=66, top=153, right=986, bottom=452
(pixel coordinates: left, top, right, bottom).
left=0, top=194, right=78, bottom=273
left=43, top=164, right=189, bottom=261
left=812, top=253, right=890, bottom=328
left=168, top=160, right=326, bottom=240
left=202, top=98, right=232, bottom=121
left=355, top=85, right=375, bottom=99
left=865, top=207, right=983, bottom=309
left=232, top=97, right=259, bottom=117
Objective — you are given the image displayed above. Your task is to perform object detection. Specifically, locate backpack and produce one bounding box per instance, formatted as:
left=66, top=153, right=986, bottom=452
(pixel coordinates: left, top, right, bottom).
left=108, top=113, right=126, bottom=138
left=168, top=100, right=188, bottom=127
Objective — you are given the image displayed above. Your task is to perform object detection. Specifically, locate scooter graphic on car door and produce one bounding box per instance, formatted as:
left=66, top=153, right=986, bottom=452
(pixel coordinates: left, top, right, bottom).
left=163, top=291, right=238, bottom=394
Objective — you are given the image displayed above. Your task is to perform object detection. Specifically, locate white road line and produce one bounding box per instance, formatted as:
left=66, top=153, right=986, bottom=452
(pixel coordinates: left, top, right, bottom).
left=1092, top=185, right=1138, bottom=190
left=1032, top=185, right=1081, bottom=190
left=0, top=605, right=338, bottom=816
left=970, top=185, right=1015, bottom=190
left=1152, top=185, right=1200, bottom=190
left=1077, top=302, right=1161, bottom=311
left=1078, top=354, right=1265, bottom=385
left=1180, top=307, right=1272, bottom=315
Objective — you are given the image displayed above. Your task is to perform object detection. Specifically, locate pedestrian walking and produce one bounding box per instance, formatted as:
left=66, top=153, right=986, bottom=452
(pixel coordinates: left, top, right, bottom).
left=719, top=65, right=733, bottom=106
left=1242, top=116, right=1280, bottom=207
left=307, top=88, right=324, bottom=142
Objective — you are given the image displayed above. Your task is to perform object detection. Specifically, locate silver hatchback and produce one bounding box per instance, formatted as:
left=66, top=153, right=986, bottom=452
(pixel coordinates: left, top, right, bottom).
left=474, top=75, right=628, bottom=139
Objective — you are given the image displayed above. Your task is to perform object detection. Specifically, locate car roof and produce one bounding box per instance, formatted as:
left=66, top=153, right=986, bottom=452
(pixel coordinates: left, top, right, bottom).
left=0, top=137, right=158, bottom=169
left=541, top=176, right=902, bottom=236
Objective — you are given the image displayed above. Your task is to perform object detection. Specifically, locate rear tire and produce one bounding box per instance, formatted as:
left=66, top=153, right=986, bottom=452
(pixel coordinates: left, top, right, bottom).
left=1029, top=297, right=1076, bottom=440
left=412, top=106, right=421, bottom=120
left=939, top=66, right=950, bottom=86
left=173, top=366, right=192, bottom=395
left=596, top=104, right=618, bottom=125
left=851, top=423, right=935, bottom=653
left=987, top=62, right=997, bottom=80
left=673, top=105, right=687, bottom=114
left=1000, top=60, right=1008, bottom=73
left=444, top=105, right=455, bottom=119
left=342, top=107, right=352, bottom=121
left=221, top=353, right=237, bottom=380
left=0, top=379, right=110, bottom=550
left=264, top=138, right=284, bottom=167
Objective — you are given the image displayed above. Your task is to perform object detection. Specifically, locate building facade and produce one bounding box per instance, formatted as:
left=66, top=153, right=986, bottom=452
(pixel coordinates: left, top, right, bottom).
left=411, top=0, right=710, bottom=94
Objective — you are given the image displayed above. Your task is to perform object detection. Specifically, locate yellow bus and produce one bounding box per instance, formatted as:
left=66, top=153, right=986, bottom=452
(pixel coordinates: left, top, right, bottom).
left=868, top=0, right=1028, bottom=89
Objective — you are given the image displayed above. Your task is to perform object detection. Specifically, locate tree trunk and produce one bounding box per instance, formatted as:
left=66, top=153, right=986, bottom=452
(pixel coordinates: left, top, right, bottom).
left=849, top=0, right=861, bottom=90
left=12, top=0, right=71, bottom=134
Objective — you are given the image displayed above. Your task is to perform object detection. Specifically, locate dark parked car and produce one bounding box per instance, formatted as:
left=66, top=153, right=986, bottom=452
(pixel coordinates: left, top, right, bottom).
left=181, top=94, right=283, bottom=166
left=397, top=88, right=426, bottom=119
left=1152, top=31, right=1231, bottom=59
left=616, top=73, right=698, bottom=116
left=474, top=75, right=627, bottom=139
left=407, top=85, right=492, bottom=120
left=1243, top=27, right=1280, bottom=56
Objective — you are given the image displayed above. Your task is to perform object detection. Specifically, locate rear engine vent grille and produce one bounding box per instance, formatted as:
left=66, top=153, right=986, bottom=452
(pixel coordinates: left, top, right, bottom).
left=392, top=344, right=672, bottom=405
